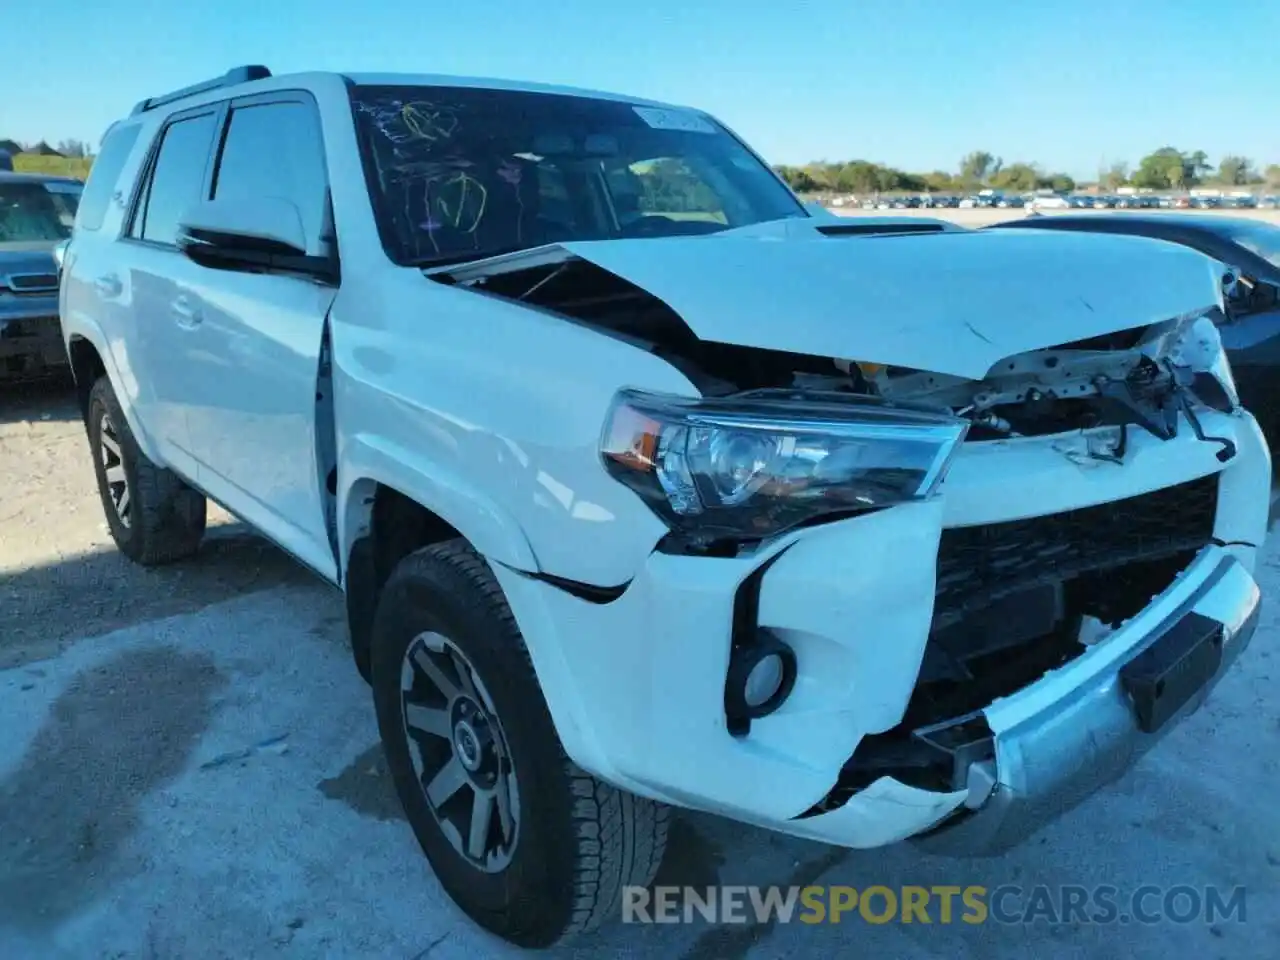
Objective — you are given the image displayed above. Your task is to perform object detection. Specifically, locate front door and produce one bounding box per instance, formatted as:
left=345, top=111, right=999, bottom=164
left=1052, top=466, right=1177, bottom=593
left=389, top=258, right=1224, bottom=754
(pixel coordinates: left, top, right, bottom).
left=176, top=93, right=339, bottom=578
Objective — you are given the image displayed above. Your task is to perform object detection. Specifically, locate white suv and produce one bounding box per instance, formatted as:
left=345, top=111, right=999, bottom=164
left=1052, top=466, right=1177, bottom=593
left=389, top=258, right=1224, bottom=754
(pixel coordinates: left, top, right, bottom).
left=60, top=66, right=1267, bottom=947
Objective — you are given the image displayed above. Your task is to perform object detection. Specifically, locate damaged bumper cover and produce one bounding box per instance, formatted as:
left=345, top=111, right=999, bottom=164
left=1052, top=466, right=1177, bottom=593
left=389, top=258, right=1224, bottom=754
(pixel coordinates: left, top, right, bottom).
left=914, top=546, right=1259, bottom=856
left=491, top=405, right=1269, bottom=853
left=0, top=292, right=66, bottom=379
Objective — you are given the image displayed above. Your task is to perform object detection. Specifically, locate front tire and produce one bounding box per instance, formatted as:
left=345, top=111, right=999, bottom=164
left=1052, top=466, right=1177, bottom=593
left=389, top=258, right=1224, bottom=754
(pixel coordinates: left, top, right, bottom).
left=370, top=540, right=669, bottom=948
left=87, top=376, right=207, bottom=565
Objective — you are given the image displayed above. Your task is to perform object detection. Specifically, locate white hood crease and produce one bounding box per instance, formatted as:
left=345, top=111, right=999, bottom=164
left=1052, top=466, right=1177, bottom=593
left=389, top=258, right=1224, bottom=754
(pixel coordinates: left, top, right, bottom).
left=550, top=229, right=1226, bottom=380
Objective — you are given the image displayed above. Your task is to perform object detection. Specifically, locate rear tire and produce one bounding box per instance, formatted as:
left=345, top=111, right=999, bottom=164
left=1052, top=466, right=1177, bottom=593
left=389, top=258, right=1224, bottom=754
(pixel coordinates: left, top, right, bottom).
left=370, top=540, right=669, bottom=948
left=87, top=376, right=207, bottom=565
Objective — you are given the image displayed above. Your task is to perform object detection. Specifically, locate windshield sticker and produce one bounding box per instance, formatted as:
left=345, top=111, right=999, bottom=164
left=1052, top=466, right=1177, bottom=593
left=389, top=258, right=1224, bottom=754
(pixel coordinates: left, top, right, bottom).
left=632, top=106, right=717, bottom=134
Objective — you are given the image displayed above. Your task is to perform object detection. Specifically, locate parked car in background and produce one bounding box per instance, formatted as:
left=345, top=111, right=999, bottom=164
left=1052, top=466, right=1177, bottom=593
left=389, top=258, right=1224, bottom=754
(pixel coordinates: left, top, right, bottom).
left=1, top=171, right=82, bottom=379
left=992, top=213, right=1280, bottom=450
left=1028, top=193, right=1070, bottom=210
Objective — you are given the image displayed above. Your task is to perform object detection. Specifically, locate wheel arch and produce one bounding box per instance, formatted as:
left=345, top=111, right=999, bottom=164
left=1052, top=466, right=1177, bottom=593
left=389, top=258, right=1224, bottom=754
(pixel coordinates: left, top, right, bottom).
left=64, top=330, right=164, bottom=463
left=338, top=452, right=540, bottom=681
left=67, top=334, right=106, bottom=422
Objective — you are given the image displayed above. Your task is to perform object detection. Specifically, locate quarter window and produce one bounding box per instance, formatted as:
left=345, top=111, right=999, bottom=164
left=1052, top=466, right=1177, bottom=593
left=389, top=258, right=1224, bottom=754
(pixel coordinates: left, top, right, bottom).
left=76, top=123, right=141, bottom=233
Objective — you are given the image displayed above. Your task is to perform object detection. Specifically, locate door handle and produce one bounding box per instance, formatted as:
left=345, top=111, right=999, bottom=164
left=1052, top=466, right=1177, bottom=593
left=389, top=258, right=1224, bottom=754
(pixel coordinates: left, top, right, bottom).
left=94, top=274, right=122, bottom=298
left=171, top=295, right=203, bottom=328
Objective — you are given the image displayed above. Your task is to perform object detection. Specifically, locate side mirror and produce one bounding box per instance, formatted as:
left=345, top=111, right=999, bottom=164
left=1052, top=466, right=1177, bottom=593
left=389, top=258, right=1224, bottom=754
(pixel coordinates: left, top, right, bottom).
left=176, top=197, right=333, bottom=280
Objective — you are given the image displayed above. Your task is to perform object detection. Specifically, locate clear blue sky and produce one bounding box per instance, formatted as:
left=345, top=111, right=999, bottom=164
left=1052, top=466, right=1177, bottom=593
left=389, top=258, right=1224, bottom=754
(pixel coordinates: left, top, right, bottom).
left=6, top=0, right=1278, bottom=180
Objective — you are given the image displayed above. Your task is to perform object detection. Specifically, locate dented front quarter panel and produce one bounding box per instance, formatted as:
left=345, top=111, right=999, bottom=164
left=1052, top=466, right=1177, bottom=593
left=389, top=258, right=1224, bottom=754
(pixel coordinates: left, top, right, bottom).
left=330, top=268, right=698, bottom=584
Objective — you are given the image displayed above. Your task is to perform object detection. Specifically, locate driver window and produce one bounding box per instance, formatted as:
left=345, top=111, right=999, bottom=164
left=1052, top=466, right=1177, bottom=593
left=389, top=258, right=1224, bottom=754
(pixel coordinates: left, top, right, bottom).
left=619, top=158, right=728, bottom=225
left=213, top=100, right=328, bottom=254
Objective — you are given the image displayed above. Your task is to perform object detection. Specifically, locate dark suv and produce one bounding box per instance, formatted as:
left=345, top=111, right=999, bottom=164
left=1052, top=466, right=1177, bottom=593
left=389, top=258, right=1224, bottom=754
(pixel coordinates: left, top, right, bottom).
left=1, top=170, right=83, bottom=379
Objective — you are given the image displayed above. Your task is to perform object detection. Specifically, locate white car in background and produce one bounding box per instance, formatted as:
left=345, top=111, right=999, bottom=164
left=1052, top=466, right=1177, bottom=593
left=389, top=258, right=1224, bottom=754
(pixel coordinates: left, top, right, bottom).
left=59, top=65, right=1268, bottom=949
left=1028, top=193, right=1072, bottom=210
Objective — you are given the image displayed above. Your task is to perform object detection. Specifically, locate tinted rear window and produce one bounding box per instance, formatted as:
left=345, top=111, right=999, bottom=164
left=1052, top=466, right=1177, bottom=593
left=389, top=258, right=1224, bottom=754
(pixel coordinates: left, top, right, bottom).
left=136, top=112, right=219, bottom=246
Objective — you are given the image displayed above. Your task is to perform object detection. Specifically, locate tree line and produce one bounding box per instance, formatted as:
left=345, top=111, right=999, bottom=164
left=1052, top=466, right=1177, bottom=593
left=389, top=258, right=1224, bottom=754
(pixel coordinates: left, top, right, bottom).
left=7, top=135, right=1279, bottom=200
left=2, top=138, right=93, bottom=178
left=775, top=148, right=1280, bottom=195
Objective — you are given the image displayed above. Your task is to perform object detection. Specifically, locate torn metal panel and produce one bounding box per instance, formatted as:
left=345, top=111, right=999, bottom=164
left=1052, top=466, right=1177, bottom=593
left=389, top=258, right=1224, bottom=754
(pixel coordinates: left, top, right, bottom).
left=428, top=229, right=1225, bottom=380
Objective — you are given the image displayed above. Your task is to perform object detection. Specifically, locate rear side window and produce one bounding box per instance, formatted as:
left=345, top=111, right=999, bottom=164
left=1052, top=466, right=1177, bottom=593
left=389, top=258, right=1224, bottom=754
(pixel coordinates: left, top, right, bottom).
left=134, top=112, right=218, bottom=246
left=212, top=100, right=329, bottom=251
left=76, top=124, right=141, bottom=232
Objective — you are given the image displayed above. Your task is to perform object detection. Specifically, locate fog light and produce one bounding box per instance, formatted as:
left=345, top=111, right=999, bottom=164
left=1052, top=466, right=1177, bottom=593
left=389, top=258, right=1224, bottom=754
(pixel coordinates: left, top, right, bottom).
left=725, top=633, right=797, bottom=721
left=745, top=655, right=784, bottom=708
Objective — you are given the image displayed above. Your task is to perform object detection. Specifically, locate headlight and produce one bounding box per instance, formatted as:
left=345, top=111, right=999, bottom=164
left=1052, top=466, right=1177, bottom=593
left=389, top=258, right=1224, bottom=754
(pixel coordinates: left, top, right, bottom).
left=600, top=389, right=968, bottom=542
left=1169, top=313, right=1239, bottom=412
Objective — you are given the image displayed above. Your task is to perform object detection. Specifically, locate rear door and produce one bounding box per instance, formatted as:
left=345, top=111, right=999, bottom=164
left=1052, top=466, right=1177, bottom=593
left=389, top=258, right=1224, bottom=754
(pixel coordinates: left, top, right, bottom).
left=177, top=91, right=339, bottom=578
left=118, top=106, right=223, bottom=474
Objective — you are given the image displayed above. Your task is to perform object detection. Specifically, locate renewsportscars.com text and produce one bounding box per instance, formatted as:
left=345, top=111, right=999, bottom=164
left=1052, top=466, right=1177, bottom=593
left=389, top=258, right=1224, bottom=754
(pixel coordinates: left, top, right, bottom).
left=622, top=884, right=1248, bottom=926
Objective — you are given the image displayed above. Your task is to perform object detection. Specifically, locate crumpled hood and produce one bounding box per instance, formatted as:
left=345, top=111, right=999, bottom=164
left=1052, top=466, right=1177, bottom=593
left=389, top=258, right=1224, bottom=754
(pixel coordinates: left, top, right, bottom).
left=553, top=228, right=1225, bottom=380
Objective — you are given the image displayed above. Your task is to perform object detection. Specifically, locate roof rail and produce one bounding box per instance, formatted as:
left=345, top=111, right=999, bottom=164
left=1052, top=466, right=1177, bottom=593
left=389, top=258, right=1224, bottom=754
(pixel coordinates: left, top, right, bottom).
left=130, top=65, right=272, bottom=116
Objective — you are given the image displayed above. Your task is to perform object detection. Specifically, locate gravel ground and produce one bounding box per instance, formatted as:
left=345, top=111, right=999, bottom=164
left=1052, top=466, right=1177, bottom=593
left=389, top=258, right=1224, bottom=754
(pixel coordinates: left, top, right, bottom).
left=2, top=377, right=1278, bottom=960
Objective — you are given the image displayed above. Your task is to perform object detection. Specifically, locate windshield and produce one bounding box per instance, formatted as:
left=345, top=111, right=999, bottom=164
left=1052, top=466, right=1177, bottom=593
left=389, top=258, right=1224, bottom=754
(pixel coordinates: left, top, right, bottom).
left=349, top=84, right=806, bottom=265
left=1224, top=222, right=1280, bottom=273
left=0, top=180, right=81, bottom=243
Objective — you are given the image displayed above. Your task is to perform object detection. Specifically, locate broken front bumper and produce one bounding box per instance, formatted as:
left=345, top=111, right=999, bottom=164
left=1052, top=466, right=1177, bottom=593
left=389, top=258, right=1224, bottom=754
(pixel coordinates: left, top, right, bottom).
left=493, top=407, right=1269, bottom=852
left=914, top=545, right=1260, bottom=855
left=0, top=307, right=67, bottom=379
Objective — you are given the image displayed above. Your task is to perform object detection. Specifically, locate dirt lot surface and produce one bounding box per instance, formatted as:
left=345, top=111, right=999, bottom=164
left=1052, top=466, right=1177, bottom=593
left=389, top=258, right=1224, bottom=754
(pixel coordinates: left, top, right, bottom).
left=3, top=367, right=1280, bottom=953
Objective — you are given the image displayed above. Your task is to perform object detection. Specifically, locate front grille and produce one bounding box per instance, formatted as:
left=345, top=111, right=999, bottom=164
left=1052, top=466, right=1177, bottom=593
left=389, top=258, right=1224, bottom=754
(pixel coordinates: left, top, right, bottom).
left=6, top=273, right=59, bottom=292
left=934, top=473, right=1219, bottom=625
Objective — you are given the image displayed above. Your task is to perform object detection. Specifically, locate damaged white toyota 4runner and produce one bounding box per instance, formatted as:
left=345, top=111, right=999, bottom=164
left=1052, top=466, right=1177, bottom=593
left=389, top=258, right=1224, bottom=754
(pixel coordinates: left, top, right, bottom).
left=61, top=67, right=1267, bottom=948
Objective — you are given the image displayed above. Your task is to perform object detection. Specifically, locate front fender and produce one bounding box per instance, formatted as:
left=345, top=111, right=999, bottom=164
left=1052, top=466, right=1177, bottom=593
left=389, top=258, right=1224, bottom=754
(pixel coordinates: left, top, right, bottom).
left=338, top=432, right=539, bottom=573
